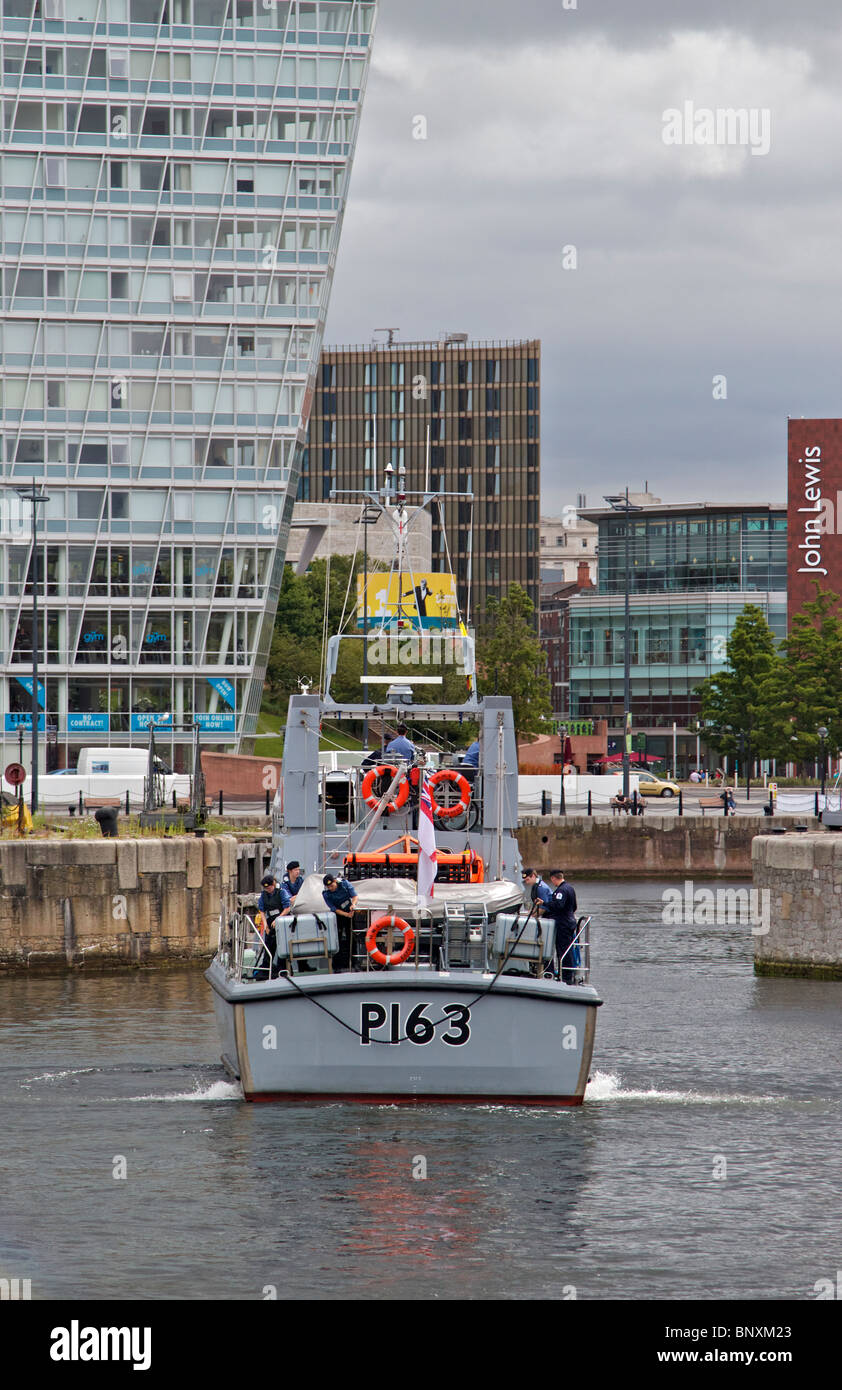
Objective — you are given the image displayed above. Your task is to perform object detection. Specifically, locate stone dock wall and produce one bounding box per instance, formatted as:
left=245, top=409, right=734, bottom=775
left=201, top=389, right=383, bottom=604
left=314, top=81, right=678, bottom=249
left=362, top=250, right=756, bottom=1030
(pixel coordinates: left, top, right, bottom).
left=752, top=833, right=842, bottom=980
left=0, top=836, right=239, bottom=974
left=516, top=815, right=814, bottom=879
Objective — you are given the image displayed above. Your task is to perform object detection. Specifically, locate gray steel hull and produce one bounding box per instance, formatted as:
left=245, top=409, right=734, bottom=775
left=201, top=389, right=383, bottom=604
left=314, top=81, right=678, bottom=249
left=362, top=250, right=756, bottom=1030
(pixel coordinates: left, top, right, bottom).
left=206, top=960, right=601, bottom=1105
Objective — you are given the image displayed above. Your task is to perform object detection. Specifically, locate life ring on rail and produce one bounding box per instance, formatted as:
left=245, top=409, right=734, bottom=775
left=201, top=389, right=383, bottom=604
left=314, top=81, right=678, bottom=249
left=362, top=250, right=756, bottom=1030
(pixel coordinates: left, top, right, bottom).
left=365, top=915, right=416, bottom=967
left=361, top=764, right=410, bottom=814
left=428, top=768, right=472, bottom=819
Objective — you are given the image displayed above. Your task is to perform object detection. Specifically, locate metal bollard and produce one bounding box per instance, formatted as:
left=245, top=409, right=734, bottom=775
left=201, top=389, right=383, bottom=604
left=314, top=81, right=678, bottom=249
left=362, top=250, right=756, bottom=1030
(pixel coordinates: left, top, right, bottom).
left=172, top=788, right=177, bottom=808
left=78, top=790, right=83, bottom=816
left=769, top=792, right=774, bottom=816
left=266, top=788, right=271, bottom=816
left=678, top=790, right=683, bottom=817
left=815, top=790, right=820, bottom=818
left=587, top=790, right=592, bottom=816
left=541, top=790, right=550, bottom=816
left=218, top=790, right=223, bottom=817
left=125, top=790, right=130, bottom=817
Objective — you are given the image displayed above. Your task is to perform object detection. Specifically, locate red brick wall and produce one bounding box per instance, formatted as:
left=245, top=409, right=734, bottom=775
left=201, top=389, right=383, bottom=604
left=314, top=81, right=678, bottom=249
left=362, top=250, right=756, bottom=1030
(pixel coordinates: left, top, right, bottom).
left=201, top=752, right=282, bottom=799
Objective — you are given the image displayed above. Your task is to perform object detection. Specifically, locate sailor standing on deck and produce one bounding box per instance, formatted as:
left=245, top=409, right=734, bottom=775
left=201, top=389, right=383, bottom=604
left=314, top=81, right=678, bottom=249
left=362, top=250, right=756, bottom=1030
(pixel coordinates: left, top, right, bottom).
left=546, top=869, right=579, bottom=984
left=322, top=873, right=357, bottom=970
left=256, top=873, right=292, bottom=979
left=385, top=724, right=416, bottom=760
left=282, top=861, right=303, bottom=899
left=521, top=868, right=552, bottom=911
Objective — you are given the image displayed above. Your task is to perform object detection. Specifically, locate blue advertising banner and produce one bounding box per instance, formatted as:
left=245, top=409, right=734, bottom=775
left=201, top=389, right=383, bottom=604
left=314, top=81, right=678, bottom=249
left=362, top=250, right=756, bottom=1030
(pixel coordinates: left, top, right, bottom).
left=15, top=675, right=46, bottom=708
left=130, top=712, right=173, bottom=732
left=207, top=678, right=235, bottom=708
left=68, top=713, right=110, bottom=733
left=5, top=712, right=46, bottom=732
left=195, top=713, right=236, bottom=733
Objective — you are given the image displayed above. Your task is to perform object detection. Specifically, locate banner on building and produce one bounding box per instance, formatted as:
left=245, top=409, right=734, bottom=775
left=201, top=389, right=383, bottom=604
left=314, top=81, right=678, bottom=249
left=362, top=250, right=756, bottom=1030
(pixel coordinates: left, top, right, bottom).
left=130, top=712, right=173, bottom=732
left=195, top=712, right=236, bottom=732
left=16, top=676, right=46, bottom=708
left=5, top=713, right=45, bottom=732
left=68, top=713, right=110, bottom=733
left=357, top=571, right=459, bottom=630
left=207, top=678, right=236, bottom=709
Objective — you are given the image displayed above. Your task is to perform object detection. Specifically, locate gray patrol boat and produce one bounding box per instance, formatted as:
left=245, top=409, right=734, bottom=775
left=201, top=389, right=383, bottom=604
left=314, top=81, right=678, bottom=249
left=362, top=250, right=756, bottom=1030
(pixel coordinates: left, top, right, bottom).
left=206, top=495, right=602, bottom=1104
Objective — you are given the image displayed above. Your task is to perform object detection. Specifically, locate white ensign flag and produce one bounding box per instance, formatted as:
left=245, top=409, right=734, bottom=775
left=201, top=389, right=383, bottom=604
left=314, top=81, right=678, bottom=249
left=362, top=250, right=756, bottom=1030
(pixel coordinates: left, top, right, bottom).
left=417, top=775, right=438, bottom=902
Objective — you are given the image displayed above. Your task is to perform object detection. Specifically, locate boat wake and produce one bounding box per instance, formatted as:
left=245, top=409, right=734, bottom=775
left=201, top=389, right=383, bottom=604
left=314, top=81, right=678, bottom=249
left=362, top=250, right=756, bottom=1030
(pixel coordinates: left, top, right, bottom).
left=20, top=1067, right=98, bottom=1086
left=585, top=1070, right=783, bottom=1105
left=126, top=1080, right=243, bottom=1103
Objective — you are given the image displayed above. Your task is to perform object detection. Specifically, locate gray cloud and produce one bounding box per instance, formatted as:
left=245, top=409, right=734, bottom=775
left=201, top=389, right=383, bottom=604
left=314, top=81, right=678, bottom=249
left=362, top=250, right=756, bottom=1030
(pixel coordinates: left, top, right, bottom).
left=325, top=3, right=842, bottom=512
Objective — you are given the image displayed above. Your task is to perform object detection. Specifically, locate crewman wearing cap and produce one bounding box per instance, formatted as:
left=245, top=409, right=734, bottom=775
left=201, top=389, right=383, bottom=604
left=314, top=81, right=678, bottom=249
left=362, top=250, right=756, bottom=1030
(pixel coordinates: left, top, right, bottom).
left=282, top=861, right=303, bottom=899
left=521, top=867, right=552, bottom=911
left=255, top=873, right=292, bottom=979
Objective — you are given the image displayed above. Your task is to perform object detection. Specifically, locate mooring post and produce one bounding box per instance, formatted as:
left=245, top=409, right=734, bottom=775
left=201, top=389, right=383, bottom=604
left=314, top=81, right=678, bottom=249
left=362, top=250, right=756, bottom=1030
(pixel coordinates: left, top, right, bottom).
left=587, top=790, right=592, bottom=816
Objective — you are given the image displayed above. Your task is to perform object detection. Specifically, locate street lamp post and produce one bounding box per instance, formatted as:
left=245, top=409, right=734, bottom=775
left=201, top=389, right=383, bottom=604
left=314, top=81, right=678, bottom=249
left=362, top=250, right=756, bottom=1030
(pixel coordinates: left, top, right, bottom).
left=818, top=725, right=828, bottom=803
left=17, top=482, right=50, bottom=814
left=604, top=489, right=640, bottom=800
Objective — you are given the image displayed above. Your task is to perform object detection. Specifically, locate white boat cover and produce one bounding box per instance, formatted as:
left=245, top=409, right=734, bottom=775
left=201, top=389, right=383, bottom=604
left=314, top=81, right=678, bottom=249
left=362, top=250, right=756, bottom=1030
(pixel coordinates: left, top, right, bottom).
left=291, top=873, right=523, bottom=920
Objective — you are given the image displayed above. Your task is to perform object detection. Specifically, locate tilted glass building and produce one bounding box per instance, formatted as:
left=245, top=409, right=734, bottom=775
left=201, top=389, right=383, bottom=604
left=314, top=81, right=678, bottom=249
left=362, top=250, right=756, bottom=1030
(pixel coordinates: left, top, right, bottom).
left=0, top=0, right=376, bottom=769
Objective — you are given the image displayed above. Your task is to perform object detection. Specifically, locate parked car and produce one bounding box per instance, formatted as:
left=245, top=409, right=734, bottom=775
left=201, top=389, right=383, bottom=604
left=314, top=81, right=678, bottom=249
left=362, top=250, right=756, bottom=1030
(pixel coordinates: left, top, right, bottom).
left=638, top=774, right=680, bottom=798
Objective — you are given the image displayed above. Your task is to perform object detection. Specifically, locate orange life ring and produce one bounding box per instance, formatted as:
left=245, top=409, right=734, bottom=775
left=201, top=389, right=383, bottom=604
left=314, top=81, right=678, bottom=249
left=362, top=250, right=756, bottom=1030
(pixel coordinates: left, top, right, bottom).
left=428, top=768, right=472, bottom=819
left=365, top=914, right=416, bottom=967
left=360, top=764, right=410, bottom=814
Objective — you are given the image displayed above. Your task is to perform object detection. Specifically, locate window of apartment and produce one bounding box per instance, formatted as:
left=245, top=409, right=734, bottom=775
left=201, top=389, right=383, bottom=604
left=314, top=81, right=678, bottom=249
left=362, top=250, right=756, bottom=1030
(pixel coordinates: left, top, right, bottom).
left=44, top=156, right=65, bottom=187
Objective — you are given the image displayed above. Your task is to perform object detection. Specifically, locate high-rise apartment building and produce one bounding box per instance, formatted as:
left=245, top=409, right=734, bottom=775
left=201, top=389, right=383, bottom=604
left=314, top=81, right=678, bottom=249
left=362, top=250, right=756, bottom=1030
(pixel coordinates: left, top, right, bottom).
left=0, top=0, right=376, bottom=768
left=300, top=337, right=541, bottom=622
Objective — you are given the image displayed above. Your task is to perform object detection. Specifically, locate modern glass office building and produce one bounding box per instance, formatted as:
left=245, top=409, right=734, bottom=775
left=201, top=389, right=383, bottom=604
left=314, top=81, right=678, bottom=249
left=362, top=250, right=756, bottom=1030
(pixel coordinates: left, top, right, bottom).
left=0, top=0, right=376, bottom=769
left=568, top=503, right=787, bottom=755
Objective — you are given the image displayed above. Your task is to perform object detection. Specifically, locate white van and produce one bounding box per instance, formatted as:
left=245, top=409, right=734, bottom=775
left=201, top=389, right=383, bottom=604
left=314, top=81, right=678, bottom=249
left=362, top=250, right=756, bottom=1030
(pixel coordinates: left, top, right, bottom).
left=28, top=746, right=191, bottom=808
left=76, top=747, right=173, bottom=777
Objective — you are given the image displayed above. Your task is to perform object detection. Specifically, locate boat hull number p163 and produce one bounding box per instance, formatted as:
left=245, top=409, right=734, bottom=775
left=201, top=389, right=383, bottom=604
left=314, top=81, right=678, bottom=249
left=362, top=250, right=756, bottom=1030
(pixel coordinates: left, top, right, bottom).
left=360, top=1002, right=471, bottom=1047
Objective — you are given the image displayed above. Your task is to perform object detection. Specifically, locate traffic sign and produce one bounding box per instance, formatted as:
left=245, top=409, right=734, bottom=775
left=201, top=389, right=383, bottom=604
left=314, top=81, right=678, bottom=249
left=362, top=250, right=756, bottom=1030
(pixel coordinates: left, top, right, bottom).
left=4, top=762, right=26, bottom=787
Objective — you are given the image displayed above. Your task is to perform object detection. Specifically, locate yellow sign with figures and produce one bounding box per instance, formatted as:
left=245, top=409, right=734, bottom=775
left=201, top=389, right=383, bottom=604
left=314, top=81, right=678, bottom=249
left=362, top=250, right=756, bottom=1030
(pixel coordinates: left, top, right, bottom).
left=357, top=571, right=459, bottom=629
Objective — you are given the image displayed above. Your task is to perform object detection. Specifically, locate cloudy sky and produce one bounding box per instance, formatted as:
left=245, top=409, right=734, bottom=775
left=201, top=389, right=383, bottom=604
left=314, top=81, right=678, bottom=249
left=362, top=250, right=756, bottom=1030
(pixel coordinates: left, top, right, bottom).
left=324, top=0, right=842, bottom=515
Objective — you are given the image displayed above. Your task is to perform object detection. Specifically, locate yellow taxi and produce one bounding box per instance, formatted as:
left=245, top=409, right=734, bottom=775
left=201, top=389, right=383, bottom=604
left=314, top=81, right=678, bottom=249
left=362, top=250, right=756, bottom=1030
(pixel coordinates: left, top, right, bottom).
left=637, top=774, right=681, bottom=798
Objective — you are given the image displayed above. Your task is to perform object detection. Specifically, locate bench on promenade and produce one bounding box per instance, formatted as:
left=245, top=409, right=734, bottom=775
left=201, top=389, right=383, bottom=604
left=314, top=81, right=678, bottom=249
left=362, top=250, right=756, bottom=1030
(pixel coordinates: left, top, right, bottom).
left=83, top=796, right=122, bottom=811
left=611, top=797, right=632, bottom=816
left=699, top=797, right=725, bottom=815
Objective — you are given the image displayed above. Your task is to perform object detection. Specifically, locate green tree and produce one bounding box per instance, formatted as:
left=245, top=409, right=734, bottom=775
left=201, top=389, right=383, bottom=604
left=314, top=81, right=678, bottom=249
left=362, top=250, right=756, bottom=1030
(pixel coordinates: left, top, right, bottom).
left=694, top=604, right=783, bottom=761
left=773, top=584, right=842, bottom=762
left=476, top=584, right=551, bottom=739
left=264, top=555, right=363, bottom=712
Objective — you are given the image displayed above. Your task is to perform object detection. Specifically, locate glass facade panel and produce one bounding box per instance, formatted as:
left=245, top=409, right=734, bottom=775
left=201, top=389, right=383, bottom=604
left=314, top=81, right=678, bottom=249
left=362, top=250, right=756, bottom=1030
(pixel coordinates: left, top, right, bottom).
left=0, top=4, right=377, bottom=760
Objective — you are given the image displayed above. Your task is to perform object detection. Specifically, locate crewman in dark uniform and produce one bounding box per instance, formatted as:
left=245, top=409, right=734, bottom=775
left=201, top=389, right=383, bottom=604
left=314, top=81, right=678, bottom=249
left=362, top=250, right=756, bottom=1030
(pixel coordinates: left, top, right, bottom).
left=282, top=860, right=303, bottom=898
left=256, top=873, right=291, bottom=978
left=545, top=868, right=579, bottom=984
left=521, top=868, right=552, bottom=910
left=322, top=873, right=358, bottom=970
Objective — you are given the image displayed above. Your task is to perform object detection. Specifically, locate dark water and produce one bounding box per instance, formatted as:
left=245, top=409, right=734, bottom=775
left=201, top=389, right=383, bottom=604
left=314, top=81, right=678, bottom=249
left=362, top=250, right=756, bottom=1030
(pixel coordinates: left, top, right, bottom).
left=1, top=881, right=839, bottom=1301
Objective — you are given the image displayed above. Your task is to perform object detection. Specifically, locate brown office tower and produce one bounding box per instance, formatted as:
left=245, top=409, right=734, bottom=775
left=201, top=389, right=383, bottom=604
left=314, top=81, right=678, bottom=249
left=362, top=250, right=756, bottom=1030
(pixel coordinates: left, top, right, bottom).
left=300, top=337, right=541, bottom=623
